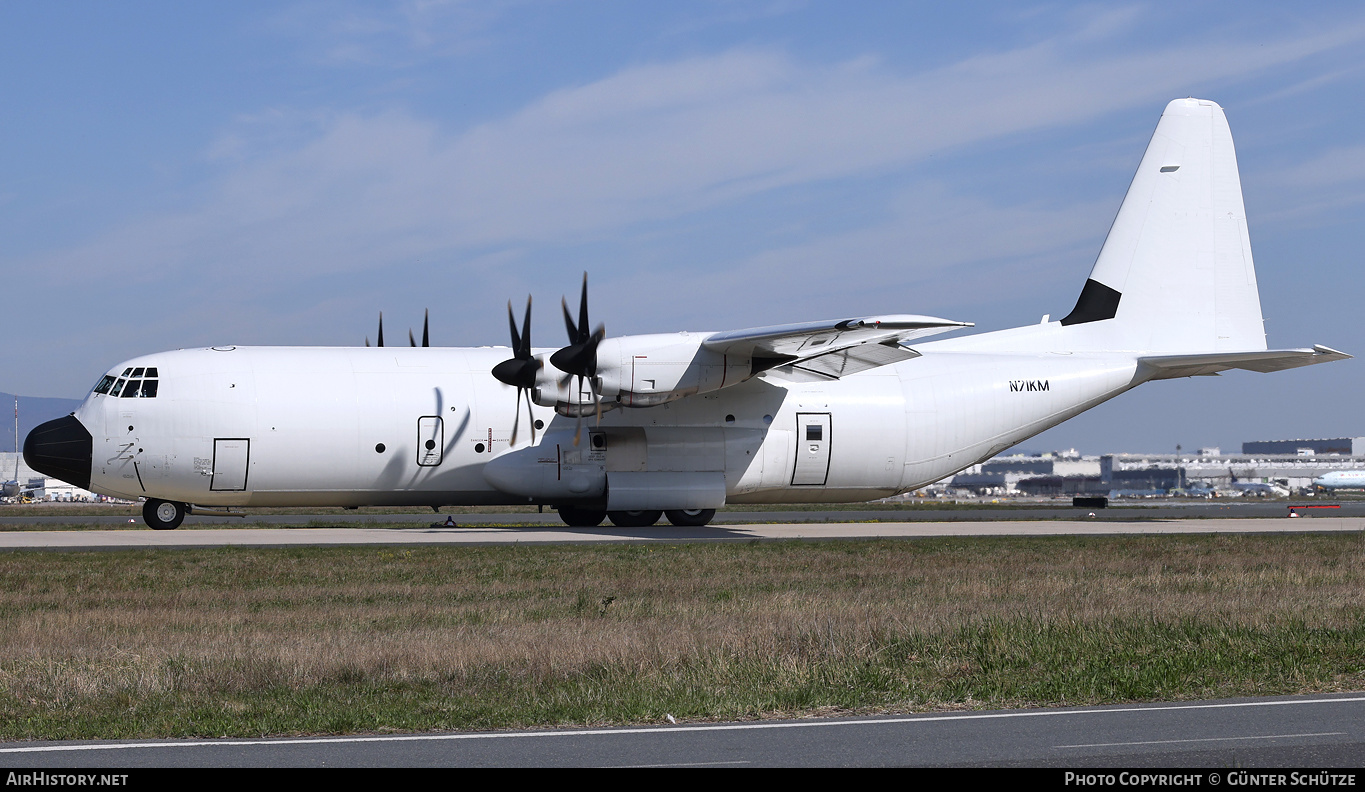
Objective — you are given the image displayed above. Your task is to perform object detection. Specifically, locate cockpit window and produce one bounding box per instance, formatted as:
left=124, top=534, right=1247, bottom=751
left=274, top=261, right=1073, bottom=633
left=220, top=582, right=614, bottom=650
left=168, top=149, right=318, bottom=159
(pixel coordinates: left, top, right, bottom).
left=100, top=370, right=160, bottom=398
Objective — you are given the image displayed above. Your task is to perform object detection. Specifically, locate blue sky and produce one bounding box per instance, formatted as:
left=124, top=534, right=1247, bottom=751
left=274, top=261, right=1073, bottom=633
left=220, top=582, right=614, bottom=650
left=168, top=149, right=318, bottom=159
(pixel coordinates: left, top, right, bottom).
left=2, top=1, right=1362, bottom=454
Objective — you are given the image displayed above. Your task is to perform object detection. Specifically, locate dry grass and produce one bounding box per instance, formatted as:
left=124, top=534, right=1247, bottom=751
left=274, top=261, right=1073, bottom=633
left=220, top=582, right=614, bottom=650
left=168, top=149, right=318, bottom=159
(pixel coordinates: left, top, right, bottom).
left=1, top=534, right=1364, bottom=739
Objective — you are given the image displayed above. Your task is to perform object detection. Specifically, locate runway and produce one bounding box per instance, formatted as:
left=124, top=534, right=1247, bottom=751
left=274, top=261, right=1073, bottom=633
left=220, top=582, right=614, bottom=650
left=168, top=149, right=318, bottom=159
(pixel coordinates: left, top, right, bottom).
left=0, top=515, right=1361, bottom=550
left=3, top=693, right=1363, bottom=767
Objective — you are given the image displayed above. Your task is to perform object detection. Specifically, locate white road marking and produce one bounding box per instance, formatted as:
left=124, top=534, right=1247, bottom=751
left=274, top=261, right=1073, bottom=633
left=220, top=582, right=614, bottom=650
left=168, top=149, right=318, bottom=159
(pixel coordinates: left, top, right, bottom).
left=1057, top=731, right=1346, bottom=748
left=2, top=695, right=1362, bottom=754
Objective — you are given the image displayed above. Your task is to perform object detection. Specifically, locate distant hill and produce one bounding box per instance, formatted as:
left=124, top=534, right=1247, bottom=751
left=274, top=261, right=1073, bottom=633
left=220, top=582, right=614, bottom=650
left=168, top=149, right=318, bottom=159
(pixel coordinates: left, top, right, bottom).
left=0, top=392, right=84, bottom=453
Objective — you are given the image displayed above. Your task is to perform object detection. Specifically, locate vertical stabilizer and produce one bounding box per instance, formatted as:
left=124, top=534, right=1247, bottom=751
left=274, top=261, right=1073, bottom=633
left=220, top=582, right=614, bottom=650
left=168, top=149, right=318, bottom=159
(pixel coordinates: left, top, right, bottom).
left=1061, top=98, right=1266, bottom=353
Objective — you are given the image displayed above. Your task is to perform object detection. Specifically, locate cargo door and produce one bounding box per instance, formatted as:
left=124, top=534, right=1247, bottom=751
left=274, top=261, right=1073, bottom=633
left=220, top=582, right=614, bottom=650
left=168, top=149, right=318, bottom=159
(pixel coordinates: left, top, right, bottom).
left=792, top=413, right=831, bottom=485
left=210, top=438, right=250, bottom=491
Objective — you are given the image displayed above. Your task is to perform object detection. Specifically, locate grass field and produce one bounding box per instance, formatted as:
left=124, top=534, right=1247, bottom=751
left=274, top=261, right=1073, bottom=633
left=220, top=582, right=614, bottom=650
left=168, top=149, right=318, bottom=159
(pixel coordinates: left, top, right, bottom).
left=2, top=533, right=1364, bottom=740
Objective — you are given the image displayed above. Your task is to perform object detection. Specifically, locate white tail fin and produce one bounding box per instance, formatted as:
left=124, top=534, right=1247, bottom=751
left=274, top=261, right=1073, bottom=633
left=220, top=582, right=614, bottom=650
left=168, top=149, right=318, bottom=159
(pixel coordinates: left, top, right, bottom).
left=1059, top=98, right=1266, bottom=353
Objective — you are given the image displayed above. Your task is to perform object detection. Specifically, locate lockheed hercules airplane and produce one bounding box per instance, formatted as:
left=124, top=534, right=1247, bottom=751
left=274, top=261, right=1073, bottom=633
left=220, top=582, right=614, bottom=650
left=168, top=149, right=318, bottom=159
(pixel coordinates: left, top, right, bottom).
left=24, top=98, right=1349, bottom=529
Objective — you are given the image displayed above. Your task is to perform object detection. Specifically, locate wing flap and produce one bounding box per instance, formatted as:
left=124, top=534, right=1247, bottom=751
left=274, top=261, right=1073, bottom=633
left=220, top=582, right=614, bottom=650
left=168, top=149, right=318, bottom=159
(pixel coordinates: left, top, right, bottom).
left=703, top=314, right=969, bottom=377
left=791, top=341, right=922, bottom=379
left=1140, top=345, right=1350, bottom=380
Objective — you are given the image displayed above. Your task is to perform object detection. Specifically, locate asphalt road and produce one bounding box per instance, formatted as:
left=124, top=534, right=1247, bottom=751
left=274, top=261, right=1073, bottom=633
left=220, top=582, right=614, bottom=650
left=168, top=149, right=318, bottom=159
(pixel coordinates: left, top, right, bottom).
left=5, top=500, right=1365, bottom=529
left=2, top=693, right=1362, bottom=767
left=0, top=514, right=1360, bottom=550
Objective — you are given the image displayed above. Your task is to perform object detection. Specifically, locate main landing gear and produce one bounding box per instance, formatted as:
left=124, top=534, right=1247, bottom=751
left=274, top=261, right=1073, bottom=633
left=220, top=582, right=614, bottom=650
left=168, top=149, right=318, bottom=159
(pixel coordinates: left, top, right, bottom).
left=663, top=508, right=715, bottom=527
left=607, top=510, right=663, bottom=527
left=142, top=498, right=187, bottom=530
left=556, top=507, right=717, bottom=528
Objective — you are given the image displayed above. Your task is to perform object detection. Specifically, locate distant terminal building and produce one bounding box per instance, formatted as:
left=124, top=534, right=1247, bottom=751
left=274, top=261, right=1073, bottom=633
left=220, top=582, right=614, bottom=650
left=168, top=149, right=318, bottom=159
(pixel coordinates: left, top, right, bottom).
left=947, top=445, right=1365, bottom=497
left=1242, top=438, right=1365, bottom=456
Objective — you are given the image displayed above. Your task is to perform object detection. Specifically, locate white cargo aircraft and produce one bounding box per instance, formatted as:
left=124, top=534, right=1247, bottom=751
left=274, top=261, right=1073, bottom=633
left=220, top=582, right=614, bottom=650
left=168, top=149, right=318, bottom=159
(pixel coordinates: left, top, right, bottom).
left=24, top=98, right=1349, bottom=529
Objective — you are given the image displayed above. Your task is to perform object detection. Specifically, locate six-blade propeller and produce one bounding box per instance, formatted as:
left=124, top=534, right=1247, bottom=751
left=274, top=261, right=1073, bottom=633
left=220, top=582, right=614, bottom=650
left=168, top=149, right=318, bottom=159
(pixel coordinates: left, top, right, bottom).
left=549, top=273, right=606, bottom=445
left=492, top=297, right=542, bottom=445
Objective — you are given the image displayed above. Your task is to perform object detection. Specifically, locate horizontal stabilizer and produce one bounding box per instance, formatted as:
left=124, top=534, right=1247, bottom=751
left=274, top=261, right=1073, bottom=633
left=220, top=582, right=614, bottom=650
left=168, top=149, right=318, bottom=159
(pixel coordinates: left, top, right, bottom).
left=1139, top=345, right=1350, bottom=380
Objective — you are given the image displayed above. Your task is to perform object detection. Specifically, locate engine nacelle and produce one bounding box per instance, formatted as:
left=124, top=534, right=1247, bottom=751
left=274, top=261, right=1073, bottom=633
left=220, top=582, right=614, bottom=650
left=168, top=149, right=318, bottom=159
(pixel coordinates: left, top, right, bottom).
left=605, top=333, right=748, bottom=406
left=527, top=332, right=752, bottom=415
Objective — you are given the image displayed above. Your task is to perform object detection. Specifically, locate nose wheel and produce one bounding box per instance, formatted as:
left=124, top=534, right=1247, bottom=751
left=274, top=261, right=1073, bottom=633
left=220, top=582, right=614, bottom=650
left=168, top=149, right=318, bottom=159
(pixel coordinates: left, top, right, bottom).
left=142, top=498, right=186, bottom=530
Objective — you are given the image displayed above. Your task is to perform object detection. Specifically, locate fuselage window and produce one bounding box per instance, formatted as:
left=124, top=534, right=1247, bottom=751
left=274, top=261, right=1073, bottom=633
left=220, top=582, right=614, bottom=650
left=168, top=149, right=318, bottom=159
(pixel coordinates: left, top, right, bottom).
left=120, top=380, right=141, bottom=398
left=807, top=425, right=823, bottom=441
left=121, top=368, right=133, bottom=377
left=110, top=378, right=127, bottom=397
left=139, top=379, right=159, bottom=398
left=93, top=376, right=116, bottom=395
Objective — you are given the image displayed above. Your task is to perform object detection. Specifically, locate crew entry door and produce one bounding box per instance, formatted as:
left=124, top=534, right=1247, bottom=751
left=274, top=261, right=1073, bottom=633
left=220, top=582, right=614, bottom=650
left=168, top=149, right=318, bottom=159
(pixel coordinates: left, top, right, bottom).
left=417, top=416, right=444, bottom=466
left=210, top=438, right=250, bottom=491
left=792, top=413, right=831, bottom=485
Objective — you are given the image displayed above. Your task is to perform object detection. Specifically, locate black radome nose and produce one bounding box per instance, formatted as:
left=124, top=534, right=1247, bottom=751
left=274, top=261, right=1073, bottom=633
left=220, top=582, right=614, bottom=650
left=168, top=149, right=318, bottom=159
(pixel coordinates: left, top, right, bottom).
left=23, top=415, right=93, bottom=490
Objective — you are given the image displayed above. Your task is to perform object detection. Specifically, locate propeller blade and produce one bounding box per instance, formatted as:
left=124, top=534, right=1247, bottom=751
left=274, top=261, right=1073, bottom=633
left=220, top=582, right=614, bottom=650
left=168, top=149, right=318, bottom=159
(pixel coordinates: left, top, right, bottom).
left=422, top=309, right=429, bottom=347
left=527, top=388, right=537, bottom=444
left=511, top=387, right=522, bottom=447
left=506, top=300, right=521, bottom=352
left=572, top=374, right=583, bottom=447
left=576, top=272, right=589, bottom=340
left=520, top=297, right=533, bottom=358
left=377, top=312, right=384, bottom=348
left=365, top=337, right=371, bottom=348
left=409, top=328, right=416, bottom=347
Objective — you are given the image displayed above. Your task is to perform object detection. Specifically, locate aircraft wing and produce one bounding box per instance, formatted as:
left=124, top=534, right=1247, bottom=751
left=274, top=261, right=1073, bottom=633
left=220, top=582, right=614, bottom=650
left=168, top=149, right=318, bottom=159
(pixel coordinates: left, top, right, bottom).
left=1139, top=345, right=1351, bottom=379
left=703, top=314, right=972, bottom=379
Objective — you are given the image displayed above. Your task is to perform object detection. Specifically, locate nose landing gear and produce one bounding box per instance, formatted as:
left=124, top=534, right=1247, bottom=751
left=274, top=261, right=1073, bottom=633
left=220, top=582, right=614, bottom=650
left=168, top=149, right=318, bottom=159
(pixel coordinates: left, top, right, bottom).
left=142, top=498, right=186, bottom=530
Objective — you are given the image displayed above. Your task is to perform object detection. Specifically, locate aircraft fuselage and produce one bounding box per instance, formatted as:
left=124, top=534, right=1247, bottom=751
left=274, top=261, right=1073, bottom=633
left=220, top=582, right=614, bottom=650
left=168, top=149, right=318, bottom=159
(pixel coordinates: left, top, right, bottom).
left=75, top=343, right=1141, bottom=509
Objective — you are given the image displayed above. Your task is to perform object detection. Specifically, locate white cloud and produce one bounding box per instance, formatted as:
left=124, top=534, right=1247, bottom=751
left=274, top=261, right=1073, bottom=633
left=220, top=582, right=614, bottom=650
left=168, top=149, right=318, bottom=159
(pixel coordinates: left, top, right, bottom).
left=265, top=0, right=522, bottom=66
left=34, top=14, right=1365, bottom=295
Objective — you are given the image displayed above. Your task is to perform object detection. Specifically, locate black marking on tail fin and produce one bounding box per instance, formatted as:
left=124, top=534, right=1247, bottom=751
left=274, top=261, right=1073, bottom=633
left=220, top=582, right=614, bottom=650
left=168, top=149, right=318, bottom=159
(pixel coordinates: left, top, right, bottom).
left=1060, top=279, right=1122, bottom=326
